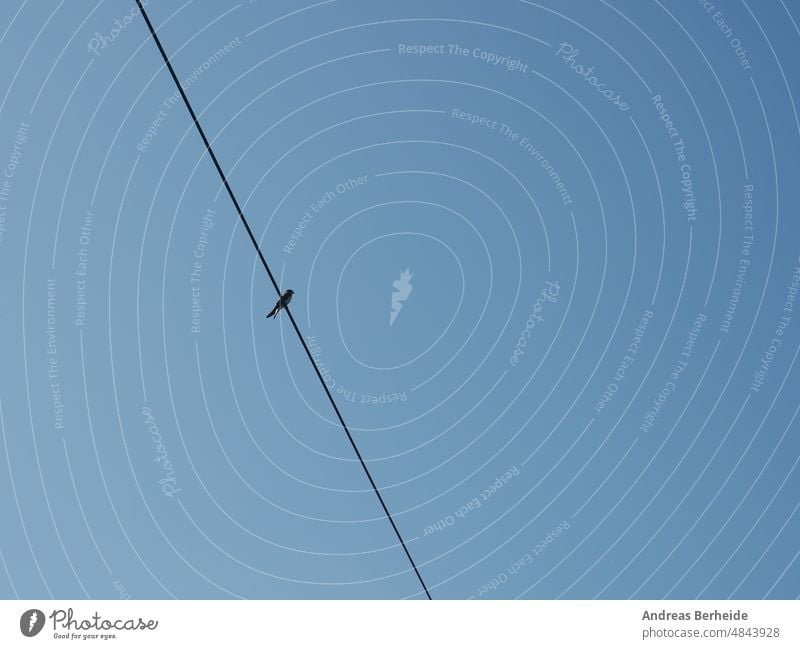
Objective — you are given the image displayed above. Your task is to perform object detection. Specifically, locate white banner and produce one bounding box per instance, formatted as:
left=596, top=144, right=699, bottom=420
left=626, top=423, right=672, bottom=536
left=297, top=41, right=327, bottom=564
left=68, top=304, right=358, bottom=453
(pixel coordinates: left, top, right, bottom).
left=1, top=600, right=796, bottom=648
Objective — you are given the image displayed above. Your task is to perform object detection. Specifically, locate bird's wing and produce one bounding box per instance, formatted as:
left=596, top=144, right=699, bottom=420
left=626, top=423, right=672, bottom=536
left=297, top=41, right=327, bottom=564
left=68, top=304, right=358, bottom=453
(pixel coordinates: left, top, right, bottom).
left=266, top=299, right=280, bottom=317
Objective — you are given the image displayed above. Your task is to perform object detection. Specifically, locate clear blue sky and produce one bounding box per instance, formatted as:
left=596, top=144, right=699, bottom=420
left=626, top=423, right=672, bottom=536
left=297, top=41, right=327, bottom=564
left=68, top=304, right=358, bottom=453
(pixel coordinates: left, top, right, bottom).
left=0, top=0, right=799, bottom=599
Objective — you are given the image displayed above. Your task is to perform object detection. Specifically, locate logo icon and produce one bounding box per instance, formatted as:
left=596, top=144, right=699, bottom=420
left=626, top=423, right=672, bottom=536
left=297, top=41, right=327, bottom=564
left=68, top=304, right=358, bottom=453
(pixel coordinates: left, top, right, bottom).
left=390, top=268, right=413, bottom=326
left=20, top=609, right=45, bottom=637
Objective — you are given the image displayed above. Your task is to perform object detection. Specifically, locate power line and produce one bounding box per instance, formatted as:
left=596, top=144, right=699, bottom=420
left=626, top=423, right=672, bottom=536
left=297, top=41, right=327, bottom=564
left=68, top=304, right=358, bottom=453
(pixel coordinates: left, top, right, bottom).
left=134, top=1, right=431, bottom=600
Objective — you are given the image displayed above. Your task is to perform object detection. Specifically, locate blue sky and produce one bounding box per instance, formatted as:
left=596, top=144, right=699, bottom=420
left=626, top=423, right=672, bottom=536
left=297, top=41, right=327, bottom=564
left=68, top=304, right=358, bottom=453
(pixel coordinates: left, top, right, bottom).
left=0, top=0, right=799, bottom=599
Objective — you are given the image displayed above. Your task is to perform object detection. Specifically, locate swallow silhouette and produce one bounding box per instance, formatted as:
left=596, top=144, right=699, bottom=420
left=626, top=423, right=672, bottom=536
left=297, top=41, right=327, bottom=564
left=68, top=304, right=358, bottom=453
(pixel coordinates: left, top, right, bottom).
left=267, top=289, right=294, bottom=318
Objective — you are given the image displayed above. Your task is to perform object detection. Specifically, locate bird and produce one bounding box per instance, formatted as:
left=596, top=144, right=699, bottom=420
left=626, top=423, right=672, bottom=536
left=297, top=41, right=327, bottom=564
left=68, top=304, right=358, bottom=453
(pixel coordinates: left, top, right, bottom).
left=266, top=289, right=294, bottom=319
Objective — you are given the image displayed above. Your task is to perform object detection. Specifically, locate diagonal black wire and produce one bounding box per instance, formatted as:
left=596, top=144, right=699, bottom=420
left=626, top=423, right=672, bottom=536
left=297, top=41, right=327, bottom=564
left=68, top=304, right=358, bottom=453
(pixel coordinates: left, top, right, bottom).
left=134, top=1, right=431, bottom=599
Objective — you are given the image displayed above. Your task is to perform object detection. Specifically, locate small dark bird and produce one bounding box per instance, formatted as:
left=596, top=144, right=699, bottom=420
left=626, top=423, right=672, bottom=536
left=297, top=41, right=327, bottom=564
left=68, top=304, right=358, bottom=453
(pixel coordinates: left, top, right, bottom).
left=266, top=289, right=294, bottom=318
